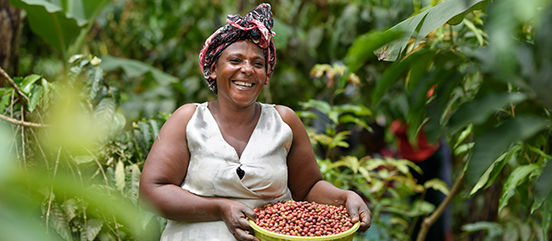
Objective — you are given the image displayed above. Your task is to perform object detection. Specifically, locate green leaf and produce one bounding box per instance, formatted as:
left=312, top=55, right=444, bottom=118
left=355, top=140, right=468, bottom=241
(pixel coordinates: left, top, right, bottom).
left=28, top=85, right=43, bottom=112
left=466, top=116, right=547, bottom=186
left=531, top=160, right=552, bottom=213
left=10, top=0, right=82, bottom=56
left=372, top=49, right=435, bottom=104
left=115, top=160, right=125, bottom=193
left=447, top=92, right=527, bottom=135
left=484, top=145, right=521, bottom=190
left=462, top=221, right=503, bottom=239
left=138, top=121, right=152, bottom=150
left=344, top=29, right=403, bottom=71
left=44, top=201, right=72, bottom=241
left=73, top=155, right=94, bottom=165
left=333, top=104, right=372, bottom=116
left=19, top=74, right=41, bottom=94
left=125, top=164, right=141, bottom=203
left=447, top=1, right=486, bottom=25
left=469, top=151, right=510, bottom=197
left=149, top=119, right=160, bottom=141
left=541, top=192, right=552, bottom=240
left=299, top=99, right=331, bottom=117
left=95, top=98, right=116, bottom=132
left=61, top=198, right=78, bottom=222
left=82, top=219, right=103, bottom=241
left=0, top=94, right=11, bottom=112
left=498, top=164, right=541, bottom=212
left=374, top=0, right=487, bottom=61
left=424, top=178, right=450, bottom=196
left=99, top=55, right=178, bottom=85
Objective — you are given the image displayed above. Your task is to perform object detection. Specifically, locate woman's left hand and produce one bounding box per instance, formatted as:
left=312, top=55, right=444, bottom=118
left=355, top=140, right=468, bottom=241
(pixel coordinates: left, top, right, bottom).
left=344, top=191, right=372, bottom=233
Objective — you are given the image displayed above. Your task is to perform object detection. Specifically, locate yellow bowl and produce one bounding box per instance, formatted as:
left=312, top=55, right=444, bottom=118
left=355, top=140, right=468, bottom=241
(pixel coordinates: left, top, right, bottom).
left=249, top=219, right=360, bottom=241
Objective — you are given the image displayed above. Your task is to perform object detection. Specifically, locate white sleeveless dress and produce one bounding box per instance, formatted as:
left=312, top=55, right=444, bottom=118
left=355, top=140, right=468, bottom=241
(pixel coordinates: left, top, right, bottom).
left=160, top=102, right=293, bottom=241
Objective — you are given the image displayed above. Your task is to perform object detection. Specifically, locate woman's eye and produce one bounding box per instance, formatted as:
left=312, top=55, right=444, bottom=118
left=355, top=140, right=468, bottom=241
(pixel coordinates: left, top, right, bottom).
left=230, top=59, right=241, bottom=64
left=254, top=62, right=264, bottom=68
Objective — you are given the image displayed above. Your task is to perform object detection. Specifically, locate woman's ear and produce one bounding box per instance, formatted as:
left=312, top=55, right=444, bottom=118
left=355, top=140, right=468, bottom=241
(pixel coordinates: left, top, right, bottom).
left=209, top=64, right=217, bottom=80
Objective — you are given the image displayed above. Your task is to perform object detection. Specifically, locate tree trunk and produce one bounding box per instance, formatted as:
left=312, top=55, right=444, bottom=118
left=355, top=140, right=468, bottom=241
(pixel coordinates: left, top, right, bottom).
left=0, top=0, right=22, bottom=86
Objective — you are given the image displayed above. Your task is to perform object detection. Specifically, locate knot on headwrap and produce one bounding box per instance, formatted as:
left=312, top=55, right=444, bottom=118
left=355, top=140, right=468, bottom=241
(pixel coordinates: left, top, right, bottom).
left=198, top=3, right=277, bottom=94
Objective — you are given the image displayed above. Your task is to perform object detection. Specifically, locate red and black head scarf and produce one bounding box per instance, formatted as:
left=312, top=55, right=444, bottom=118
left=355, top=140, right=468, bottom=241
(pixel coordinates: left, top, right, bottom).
left=198, top=3, right=277, bottom=94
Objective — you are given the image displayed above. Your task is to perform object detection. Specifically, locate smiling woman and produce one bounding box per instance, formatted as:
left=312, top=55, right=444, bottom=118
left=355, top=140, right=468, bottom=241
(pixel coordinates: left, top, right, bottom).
left=139, top=3, right=372, bottom=241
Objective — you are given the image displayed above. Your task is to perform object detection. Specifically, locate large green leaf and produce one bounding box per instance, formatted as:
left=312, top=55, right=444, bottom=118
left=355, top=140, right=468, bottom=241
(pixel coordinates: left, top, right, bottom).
left=344, top=29, right=403, bottom=72
left=372, top=49, right=435, bottom=104
left=10, top=0, right=82, bottom=56
left=99, top=55, right=178, bottom=85
left=531, top=160, right=552, bottom=213
left=374, top=0, right=486, bottom=61
left=498, top=164, right=541, bottom=212
left=466, top=116, right=548, bottom=186
left=447, top=92, right=527, bottom=135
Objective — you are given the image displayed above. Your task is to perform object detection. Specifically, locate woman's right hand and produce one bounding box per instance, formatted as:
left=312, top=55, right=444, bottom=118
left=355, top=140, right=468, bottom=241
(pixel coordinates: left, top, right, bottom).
left=219, top=200, right=259, bottom=241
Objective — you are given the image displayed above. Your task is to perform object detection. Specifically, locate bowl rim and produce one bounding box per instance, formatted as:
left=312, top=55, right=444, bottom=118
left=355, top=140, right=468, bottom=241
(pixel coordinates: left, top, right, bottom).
left=248, top=219, right=360, bottom=240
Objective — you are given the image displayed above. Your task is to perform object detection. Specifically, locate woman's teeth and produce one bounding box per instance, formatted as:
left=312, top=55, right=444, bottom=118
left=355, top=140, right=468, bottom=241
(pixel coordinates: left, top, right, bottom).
left=233, top=81, right=252, bottom=87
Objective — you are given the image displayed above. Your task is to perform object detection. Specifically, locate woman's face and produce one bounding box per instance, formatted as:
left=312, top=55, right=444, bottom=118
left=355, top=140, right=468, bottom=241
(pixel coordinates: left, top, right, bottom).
left=210, top=40, right=267, bottom=108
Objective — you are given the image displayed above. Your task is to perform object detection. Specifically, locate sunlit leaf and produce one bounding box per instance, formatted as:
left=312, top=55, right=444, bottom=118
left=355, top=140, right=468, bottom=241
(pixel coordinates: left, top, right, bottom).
left=466, top=116, right=547, bottom=186
left=19, top=74, right=41, bottom=94
left=115, top=161, right=125, bottom=193
left=374, top=0, right=487, bottom=61
left=498, top=164, right=541, bottom=212
left=424, top=178, right=450, bottom=196
left=28, top=85, right=43, bottom=112
left=73, top=155, right=94, bottom=165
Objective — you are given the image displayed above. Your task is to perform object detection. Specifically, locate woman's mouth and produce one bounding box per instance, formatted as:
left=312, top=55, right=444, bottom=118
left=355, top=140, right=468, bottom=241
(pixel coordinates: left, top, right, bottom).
left=232, top=81, right=253, bottom=87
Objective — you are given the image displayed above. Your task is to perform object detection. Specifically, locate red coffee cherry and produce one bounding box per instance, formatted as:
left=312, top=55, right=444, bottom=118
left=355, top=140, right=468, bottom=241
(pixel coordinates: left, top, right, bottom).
left=253, top=200, right=354, bottom=237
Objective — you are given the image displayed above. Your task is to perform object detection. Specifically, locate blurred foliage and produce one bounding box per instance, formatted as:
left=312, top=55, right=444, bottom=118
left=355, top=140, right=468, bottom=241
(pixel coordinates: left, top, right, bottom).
left=0, top=56, right=168, bottom=240
left=16, top=0, right=414, bottom=122
left=6, top=0, right=552, bottom=240
left=359, top=0, right=552, bottom=239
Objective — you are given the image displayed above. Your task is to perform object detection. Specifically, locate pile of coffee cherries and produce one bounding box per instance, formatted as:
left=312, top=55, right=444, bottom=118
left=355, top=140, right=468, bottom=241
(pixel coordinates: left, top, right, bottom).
left=253, top=200, right=354, bottom=237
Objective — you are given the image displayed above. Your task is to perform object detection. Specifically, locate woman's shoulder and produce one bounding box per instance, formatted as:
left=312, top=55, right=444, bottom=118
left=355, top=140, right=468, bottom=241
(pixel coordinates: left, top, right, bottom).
left=273, top=104, right=302, bottom=128
left=163, top=103, right=200, bottom=127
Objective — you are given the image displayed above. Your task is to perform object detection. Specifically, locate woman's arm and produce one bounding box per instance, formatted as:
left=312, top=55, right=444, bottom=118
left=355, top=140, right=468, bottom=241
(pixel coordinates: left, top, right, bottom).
left=275, top=105, right=372, bottom=232
left=139, top=104, right=258, bottom=240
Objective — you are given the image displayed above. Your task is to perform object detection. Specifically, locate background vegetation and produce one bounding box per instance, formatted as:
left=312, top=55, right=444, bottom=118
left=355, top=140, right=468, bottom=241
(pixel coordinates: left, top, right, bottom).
left=1, top=0, right=551, bottom=240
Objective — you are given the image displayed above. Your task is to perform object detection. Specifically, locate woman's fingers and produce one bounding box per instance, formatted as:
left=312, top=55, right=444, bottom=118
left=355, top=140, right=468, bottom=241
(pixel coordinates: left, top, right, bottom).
left=231, top=216, right=259, bottom=241
left=357, top=208, right=372, bottom=232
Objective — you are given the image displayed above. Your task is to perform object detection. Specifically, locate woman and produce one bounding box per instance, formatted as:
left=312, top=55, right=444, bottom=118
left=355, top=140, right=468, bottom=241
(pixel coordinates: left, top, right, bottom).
left=139, top=3, right=371, bottom=241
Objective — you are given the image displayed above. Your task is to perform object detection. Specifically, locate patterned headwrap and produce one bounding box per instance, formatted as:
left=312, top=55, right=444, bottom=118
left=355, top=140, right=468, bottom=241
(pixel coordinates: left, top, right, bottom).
left=199, top=3, right=277, bottom=94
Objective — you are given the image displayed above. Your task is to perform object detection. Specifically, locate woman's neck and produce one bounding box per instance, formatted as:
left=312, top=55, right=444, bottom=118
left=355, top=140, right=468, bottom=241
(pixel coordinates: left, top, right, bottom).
left=208, top=100, right=259, bottom=125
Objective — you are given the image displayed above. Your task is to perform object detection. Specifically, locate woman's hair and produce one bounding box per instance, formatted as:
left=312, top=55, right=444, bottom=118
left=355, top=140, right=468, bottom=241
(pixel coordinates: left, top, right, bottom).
left=198, top=3, right=277, bottom=94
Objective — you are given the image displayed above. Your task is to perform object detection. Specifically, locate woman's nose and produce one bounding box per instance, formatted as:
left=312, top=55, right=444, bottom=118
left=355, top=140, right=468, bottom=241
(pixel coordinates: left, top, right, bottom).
left=241, top=61, right=253, bottom=75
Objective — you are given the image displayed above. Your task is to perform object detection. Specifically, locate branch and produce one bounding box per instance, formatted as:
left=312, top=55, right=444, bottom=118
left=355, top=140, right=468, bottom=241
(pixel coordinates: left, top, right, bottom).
left=0, top=65, right=30, bottom=103
left=0, top=113, right=49, bottom=127
left=416, top=173, right=465, bottom=241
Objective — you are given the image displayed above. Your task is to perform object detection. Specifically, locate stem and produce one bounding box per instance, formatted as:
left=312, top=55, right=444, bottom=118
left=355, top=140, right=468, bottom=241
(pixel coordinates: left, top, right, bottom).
left=0, top=65, right=29, bottom=103
left=46, top=147, right=62, bottom=233
left=416, top=173, right=464, bottom=241
left=20, top=105, right=27, bottom=174
left=113, top=214, right=122, bottom=241
left=0, top=114, right=48, bottom=127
